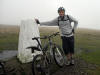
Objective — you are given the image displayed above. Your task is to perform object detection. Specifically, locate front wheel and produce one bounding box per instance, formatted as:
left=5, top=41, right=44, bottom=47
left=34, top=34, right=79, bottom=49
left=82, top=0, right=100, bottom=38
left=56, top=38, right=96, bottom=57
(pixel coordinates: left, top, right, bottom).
left=32, top=54, right=50, bottom=75
left=53, top=44, right=65, bottom=67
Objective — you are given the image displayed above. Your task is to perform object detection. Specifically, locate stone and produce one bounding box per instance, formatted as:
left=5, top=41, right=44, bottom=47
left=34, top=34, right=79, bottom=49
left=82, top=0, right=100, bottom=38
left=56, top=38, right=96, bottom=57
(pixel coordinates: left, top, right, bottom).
left=17, top=19, right=42, bottom=63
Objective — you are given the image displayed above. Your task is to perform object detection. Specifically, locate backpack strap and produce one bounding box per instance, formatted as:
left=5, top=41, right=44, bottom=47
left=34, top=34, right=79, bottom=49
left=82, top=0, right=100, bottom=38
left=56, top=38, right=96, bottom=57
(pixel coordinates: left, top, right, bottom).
left=67, top=15, right=71, bottom=23
left=58, top=15, right=71, bottom=26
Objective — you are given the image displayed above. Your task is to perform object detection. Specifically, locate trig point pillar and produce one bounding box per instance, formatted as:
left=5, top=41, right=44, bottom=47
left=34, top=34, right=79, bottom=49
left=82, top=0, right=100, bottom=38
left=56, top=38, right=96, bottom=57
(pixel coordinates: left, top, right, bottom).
left=17, top=19, right=41, bottom=63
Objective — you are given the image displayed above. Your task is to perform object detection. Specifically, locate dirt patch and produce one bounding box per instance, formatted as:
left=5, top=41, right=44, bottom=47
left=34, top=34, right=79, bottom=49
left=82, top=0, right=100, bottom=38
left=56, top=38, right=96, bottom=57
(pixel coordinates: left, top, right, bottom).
left=52, top=58, right=97, bottom=75
left=3, top=56, right=97, bottom=75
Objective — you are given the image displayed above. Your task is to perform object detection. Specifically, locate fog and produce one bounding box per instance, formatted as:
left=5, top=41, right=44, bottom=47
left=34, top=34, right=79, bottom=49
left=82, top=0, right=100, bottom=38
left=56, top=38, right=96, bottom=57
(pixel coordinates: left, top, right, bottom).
left=0, top=0, right=100, bottom=29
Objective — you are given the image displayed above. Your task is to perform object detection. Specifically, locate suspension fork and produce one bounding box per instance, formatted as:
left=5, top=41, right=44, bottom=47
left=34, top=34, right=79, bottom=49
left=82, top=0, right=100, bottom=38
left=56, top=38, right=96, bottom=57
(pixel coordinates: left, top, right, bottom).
left=53, top=44, right=62, bottom=56
left=46, top=38, right=54, bottom=63
left=48, top=38, right=53, bottom=57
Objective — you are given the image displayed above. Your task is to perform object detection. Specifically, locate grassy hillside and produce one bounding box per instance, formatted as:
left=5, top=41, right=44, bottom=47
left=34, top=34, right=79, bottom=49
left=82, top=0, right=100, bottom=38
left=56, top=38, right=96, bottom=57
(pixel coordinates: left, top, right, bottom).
left=0, top=25, right=100, bottom=75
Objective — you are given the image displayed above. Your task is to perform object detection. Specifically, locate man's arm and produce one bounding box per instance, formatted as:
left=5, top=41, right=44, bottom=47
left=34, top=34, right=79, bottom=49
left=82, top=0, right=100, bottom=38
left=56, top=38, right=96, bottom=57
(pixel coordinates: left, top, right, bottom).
left=69, top=15, right=78, bottom=29
left=40, top=18, right=58, bottom=26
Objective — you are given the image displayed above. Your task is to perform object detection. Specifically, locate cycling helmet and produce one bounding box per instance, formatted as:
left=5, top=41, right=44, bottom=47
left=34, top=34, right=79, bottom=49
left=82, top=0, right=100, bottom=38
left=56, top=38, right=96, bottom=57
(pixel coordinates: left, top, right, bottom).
left=58, top=7, right=65, bottom=13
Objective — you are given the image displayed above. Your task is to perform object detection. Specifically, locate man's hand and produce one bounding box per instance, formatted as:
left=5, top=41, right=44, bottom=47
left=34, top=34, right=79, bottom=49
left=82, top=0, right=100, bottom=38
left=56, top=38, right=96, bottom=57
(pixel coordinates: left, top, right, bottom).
left=35, top=19, right=40, bottom=24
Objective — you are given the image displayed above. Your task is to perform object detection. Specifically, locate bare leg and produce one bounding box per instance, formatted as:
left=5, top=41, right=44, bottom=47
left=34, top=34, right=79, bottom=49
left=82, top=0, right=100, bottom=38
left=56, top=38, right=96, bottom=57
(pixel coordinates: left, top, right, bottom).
left=70, top=53, right=75, bottom=65
left=67, top=53, right=71, bottom=60
left=70, top=53, right=74, bottom=58
left=65, top=53, right=71, bottom=65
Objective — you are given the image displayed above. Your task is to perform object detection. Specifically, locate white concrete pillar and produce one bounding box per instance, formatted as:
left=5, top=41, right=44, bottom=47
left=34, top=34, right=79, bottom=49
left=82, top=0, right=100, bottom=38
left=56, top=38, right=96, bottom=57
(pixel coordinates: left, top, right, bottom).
left=17, top=19, right=42, bottom=63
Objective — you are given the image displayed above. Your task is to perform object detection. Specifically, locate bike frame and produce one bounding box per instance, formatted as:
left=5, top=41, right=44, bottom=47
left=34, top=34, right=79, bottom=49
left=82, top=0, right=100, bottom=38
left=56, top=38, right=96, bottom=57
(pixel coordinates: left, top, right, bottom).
left=33, top=35, right=54, bottom=56
left=32, top=32, right=59, bottom=62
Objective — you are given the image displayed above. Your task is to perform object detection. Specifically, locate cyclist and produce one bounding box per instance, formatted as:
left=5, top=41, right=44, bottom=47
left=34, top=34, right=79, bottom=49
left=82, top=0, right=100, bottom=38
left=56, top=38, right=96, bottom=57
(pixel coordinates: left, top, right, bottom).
left=35, top=7, right=78, bottom=65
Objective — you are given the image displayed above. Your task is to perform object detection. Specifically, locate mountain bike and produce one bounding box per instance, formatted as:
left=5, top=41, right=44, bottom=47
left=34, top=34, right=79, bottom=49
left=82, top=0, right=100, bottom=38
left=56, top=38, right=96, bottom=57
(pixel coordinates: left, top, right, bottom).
left=27, top=32, right=65, bottom=75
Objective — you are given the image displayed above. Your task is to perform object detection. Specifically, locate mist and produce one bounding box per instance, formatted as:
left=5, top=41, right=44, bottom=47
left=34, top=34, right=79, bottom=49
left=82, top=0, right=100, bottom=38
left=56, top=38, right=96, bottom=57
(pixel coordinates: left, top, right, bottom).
left=0, top=0, right=100, bottom=29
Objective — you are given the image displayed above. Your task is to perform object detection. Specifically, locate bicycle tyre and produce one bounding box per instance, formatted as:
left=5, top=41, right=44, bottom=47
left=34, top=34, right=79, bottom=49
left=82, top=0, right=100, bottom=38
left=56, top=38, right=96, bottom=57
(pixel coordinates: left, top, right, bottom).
left=53, top=44, right=65, bottom=68
left=32, top=54, right=50, bottom=75
left=0, top=62, right=6, bottom=75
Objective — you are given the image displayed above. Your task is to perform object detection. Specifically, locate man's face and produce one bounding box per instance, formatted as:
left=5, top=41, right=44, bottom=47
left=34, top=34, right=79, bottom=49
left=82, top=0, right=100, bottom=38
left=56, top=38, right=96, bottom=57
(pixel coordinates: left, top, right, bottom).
left=59, top=10, right=65, bottom=17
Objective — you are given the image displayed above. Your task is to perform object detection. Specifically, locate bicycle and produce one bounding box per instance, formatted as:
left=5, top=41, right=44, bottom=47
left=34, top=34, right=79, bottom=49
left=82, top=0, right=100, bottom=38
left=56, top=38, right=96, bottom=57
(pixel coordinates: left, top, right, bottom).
left=27, top=32, right=65, bottom=75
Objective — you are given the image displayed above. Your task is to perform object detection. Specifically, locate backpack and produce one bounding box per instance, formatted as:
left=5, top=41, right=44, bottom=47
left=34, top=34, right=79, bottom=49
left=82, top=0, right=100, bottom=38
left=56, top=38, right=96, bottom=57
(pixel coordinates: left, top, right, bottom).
left=58, top=15, right=71, bottom=26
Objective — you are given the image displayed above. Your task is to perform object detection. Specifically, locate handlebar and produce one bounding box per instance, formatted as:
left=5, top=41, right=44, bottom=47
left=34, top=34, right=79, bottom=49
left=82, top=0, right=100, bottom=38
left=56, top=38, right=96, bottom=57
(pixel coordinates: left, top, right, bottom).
left=31, top=32, right=59, bottom=49
left=32, top=32, right=59, bottom=40
left=41, top=32, right=59, bottom=39
left=48, top=32, right=59, bottom=38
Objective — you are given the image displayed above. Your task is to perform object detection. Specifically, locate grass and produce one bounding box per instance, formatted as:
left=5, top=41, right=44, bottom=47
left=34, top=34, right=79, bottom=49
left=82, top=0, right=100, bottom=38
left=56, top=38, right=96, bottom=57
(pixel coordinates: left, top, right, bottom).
left=0, top=33, right=18, bottom=51
left=75, top=29, right=100, bottom=75
left=0, top=25, right=19, bottom=52
left=75, top=29, right=100, bottom=65
left=0, top=25, right=100, bottom=75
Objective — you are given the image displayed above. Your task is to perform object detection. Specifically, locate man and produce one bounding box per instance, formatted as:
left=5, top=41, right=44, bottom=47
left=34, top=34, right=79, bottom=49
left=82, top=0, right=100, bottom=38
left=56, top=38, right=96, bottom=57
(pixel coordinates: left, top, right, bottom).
left=35, top=7, right=78, bottom=65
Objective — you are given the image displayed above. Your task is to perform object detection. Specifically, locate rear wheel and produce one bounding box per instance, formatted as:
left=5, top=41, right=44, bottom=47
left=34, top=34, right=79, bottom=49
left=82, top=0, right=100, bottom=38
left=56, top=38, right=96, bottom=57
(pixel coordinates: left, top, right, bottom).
left=53, top=44, right=65, bottom=67
left=32, top=54, right=50, bottom=75
left=0, top=62, right=6, bottom=75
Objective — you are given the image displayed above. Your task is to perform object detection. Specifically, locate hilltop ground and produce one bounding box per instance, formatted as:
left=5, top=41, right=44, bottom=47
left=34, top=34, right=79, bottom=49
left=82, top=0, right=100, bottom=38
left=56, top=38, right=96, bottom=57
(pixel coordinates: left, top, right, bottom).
left=0, top=25, right=100, bottom=75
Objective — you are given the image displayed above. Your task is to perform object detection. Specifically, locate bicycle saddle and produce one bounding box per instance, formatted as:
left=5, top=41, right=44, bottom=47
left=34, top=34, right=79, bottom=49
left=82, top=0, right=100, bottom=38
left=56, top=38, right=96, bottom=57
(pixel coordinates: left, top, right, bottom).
left=32, top=37, right=40, bottom=40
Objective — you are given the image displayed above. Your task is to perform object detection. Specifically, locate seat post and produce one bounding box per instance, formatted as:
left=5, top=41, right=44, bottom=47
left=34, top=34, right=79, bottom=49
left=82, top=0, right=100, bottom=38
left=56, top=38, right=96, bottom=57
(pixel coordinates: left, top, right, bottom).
left=36, top=39, right=42, bottom=49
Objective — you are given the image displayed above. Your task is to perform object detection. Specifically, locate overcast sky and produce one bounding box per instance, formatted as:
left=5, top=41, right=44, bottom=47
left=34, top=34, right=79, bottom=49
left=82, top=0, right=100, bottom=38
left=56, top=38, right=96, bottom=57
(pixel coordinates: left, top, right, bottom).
left=0, top=0, right=100, bottom=29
